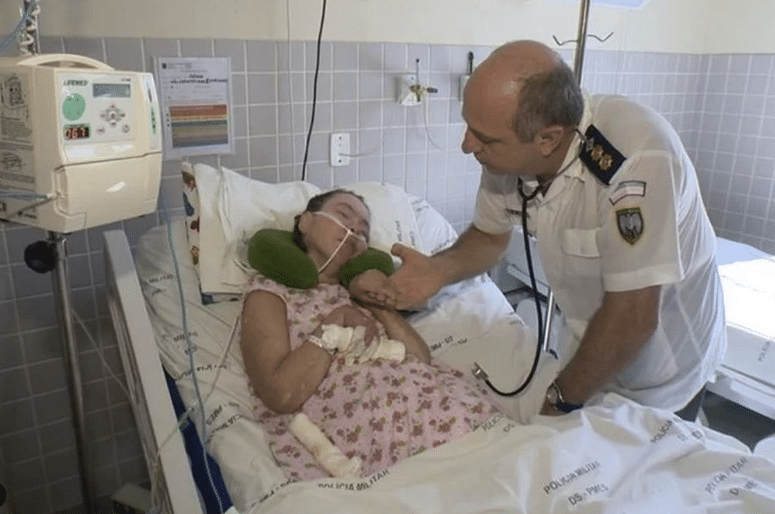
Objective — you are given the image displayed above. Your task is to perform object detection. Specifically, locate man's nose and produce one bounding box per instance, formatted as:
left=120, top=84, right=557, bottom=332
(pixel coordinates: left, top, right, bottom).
left=461, top=129, right=478, bottom=154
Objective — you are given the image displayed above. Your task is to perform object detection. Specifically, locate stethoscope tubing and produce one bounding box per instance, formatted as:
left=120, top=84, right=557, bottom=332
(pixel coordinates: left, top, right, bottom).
left=483, top=178, right=545, bottom=397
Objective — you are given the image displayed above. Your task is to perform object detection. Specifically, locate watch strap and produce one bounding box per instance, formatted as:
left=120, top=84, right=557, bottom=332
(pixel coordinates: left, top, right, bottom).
left=549, top=380, right=584, bottom=413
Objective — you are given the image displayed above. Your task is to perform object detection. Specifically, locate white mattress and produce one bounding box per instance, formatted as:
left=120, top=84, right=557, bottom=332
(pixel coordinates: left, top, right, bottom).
left=127, top=206, right=775, bottom=513
left=713, top=238, right=775, bottom=404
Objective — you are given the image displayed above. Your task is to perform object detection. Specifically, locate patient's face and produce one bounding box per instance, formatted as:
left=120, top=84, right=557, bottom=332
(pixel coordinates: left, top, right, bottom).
left=302, top=192, right=370, bottom=267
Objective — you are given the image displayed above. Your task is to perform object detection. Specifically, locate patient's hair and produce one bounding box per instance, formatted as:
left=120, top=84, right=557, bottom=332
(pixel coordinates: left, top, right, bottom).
left=292, top=189, right=369, bottom=252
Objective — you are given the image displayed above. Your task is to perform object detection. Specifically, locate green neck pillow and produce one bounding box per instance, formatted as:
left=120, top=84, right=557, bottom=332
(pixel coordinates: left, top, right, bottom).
left=247, top=228, right=394, bottom=289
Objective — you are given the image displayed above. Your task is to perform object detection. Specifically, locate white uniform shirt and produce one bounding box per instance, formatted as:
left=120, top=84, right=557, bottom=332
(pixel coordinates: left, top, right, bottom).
left=474, top=94, right=726, bottom=411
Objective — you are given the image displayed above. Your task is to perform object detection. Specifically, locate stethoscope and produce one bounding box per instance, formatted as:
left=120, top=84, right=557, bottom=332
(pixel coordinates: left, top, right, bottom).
left=474, top=136, right=584, bottom=397
left=472, top=179, right=546, bottom=396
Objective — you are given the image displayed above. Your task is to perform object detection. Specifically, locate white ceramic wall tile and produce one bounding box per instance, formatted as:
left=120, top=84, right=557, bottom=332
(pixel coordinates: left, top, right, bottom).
left=306, top=41, right=333, bottom=71
left=333, top=42, right=357, bottom=71
left=247, top=40, right=276, bottom=72
left=358, top=71, right=383, bottom=100
left=215, top=39, right=246, bottom=72
left=249, top=135, right=279, bottom=167
left=277, top=41, right=304, bottom=72
left=332, top=100, right=358, bottom=130
left=358, top=42, right=383, bottom=71
left=0, top=335, right=24, bottom=370
left=306, top=71, right=333, bottom=102
left=104, top=38, right=144, bottom=71
left=3, top=35, right=775, bottom=513
left=142, top=38, right=180, bottom=75
left=39, top=35, right=64, bottom=53
left=63, top=36, right=106, bottom=61
left=384, top=43, right=407, bottom=72
left=180, top=38, right=214, bottom=57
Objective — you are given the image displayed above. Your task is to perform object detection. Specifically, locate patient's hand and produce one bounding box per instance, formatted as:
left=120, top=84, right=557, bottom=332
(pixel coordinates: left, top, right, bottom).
left=348, top=269, right=399, bottom=309
left=319, top=304, right=379, bottom=345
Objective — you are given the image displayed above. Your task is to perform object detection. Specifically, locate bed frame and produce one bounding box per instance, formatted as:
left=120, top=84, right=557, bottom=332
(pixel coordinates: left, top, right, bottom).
left=104, top=229, right=204, bottom=514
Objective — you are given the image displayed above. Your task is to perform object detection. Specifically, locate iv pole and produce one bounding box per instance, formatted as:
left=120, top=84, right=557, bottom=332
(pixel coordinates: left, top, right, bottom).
left=541, top=0, right=592, bottom=350
left=48, top=234, right=97, bottom=514
left=15, top=2, right=97, bottom=512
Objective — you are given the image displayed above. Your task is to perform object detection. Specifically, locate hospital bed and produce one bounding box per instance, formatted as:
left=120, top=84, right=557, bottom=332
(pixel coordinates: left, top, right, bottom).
left=496, top=226, right=775, bottom=424
left=104, top=163, right=775, bottom=513
left=706, top=237, right=775, bottom=422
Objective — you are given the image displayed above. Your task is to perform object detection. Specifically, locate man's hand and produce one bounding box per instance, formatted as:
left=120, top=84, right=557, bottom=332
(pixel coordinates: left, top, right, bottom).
left=348, top=269, right=399, bottom=308
left=389, top=244, right=444, bottom=310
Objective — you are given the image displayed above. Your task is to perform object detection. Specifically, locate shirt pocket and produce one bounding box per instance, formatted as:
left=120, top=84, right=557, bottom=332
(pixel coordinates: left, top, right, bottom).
left=560, top=228, right=601, bottom=278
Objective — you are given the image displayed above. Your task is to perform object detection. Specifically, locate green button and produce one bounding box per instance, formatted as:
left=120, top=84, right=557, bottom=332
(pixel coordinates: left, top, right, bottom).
left=62, top=93, right=86, bottom=121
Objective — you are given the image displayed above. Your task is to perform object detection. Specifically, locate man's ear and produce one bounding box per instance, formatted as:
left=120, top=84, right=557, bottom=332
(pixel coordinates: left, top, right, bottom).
left=536, top=125, right=566, bottom=157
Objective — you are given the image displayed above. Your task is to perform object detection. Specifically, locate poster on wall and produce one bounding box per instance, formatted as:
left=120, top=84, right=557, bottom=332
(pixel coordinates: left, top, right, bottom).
left=155, top=57, right=233, bottom=159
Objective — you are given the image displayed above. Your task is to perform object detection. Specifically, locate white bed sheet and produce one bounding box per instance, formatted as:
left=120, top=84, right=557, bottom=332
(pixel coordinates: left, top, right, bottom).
left=121, top=209, right=775, bottom=513
left=256, top=397, right=775, bottom=514
left=708, top=237, right=775, bottom=420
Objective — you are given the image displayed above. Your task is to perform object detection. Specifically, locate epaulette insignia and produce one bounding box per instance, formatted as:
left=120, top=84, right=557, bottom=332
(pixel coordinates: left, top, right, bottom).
left=579, top=124, right=626, bottom=186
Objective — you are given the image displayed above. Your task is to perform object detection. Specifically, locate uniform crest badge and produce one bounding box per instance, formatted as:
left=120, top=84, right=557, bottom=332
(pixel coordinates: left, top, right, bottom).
left=616, top=207, right=643, bottom=245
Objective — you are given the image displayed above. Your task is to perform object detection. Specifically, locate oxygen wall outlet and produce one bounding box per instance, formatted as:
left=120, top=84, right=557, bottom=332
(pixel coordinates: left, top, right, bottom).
left=330, top=133, right=350, bottom=166
left=396, top=74, right=421, bottom=106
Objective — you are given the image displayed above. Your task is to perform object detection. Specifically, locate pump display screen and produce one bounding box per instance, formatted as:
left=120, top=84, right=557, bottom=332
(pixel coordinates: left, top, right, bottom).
left=93, top=83, right=131, bottom=98
left=64, top=124, right=90, bottom=140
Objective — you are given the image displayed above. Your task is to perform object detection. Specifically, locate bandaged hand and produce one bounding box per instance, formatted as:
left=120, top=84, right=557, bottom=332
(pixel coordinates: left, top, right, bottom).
left=317, top=304, right=378, bottom=347
left=317, top=324, right=366, bottom=354
left=317, top=324, right=406, bottom=365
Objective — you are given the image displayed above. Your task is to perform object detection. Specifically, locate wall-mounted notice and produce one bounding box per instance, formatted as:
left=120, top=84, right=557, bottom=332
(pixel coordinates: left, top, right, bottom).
left=155, top=57, right=233, bottom=159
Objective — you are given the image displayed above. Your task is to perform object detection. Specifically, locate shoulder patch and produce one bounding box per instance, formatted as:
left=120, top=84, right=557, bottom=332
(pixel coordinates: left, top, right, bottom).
left=579, top=124, right=626, bottom=186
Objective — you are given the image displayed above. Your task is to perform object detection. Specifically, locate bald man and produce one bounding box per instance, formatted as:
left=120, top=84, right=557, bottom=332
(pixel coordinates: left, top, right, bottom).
left=382, top=40, right=726, bottom=420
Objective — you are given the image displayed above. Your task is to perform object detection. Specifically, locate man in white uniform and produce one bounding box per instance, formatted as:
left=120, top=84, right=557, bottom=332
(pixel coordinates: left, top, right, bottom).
left=379, top=40, right=726, bottom=419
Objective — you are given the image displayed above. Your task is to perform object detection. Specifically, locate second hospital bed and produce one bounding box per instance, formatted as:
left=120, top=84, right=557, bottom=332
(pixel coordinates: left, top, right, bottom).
left=105, top=163, right=775, bottom=513
left=496, top=224, right=775, bottom=424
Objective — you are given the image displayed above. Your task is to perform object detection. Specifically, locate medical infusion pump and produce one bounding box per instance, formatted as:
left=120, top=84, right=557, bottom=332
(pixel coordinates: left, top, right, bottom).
left=0, top=53, right=162, bottom=233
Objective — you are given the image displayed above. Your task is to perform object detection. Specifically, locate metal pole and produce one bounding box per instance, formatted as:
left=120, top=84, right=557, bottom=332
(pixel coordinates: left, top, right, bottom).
left=543, top=0, right=592, bottom=351
left=49, top=232, right=97, bottom=514
left=572, top=0, right=593, bottom=83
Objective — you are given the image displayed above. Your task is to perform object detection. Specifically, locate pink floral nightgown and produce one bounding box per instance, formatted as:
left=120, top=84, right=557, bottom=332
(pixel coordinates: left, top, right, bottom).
left=243, top=274, right=502, bottom=481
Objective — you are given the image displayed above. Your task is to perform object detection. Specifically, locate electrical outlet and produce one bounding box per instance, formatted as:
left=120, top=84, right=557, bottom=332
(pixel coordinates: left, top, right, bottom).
left=396, top=74, right=421, bottom=106
left=330, top=133, right=350, bottom=167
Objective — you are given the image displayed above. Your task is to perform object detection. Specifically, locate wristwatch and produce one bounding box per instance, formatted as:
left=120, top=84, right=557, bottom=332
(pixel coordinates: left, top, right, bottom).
left=546, top=380, right=584, bottom=413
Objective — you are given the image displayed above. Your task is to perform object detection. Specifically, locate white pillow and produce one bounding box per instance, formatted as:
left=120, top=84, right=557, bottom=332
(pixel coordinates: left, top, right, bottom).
left=194, top=163, right=237, bottom=296
left=195, top=163, right=425, bottom=294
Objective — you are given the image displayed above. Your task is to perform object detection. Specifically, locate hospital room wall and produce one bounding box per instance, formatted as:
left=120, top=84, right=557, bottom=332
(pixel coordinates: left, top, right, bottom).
left=0, top=7, right=774, bottom=514
left=1, top=36, right=774, bottom=514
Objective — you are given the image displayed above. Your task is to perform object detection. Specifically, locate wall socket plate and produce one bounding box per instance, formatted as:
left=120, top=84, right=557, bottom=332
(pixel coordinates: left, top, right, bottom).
left=330, top=133, right=350, bottom=166
left=396, top=74, right=421, bottom=106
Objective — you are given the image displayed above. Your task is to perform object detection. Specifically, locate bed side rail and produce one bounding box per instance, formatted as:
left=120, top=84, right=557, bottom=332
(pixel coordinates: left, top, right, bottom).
left=103, top=229, right=204, bottom=514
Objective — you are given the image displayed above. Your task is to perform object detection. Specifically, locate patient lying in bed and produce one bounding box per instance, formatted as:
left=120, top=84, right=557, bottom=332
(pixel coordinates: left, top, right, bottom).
left=240, top=189, right=502, bottom=481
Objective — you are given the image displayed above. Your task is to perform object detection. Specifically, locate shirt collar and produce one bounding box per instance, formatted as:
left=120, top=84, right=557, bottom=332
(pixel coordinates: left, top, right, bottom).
left=539, top=92, right=592, bottom=202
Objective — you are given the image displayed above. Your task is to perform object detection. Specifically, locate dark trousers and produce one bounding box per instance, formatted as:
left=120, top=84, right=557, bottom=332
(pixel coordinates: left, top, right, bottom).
left=675, top=386, right=707, bottom=421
